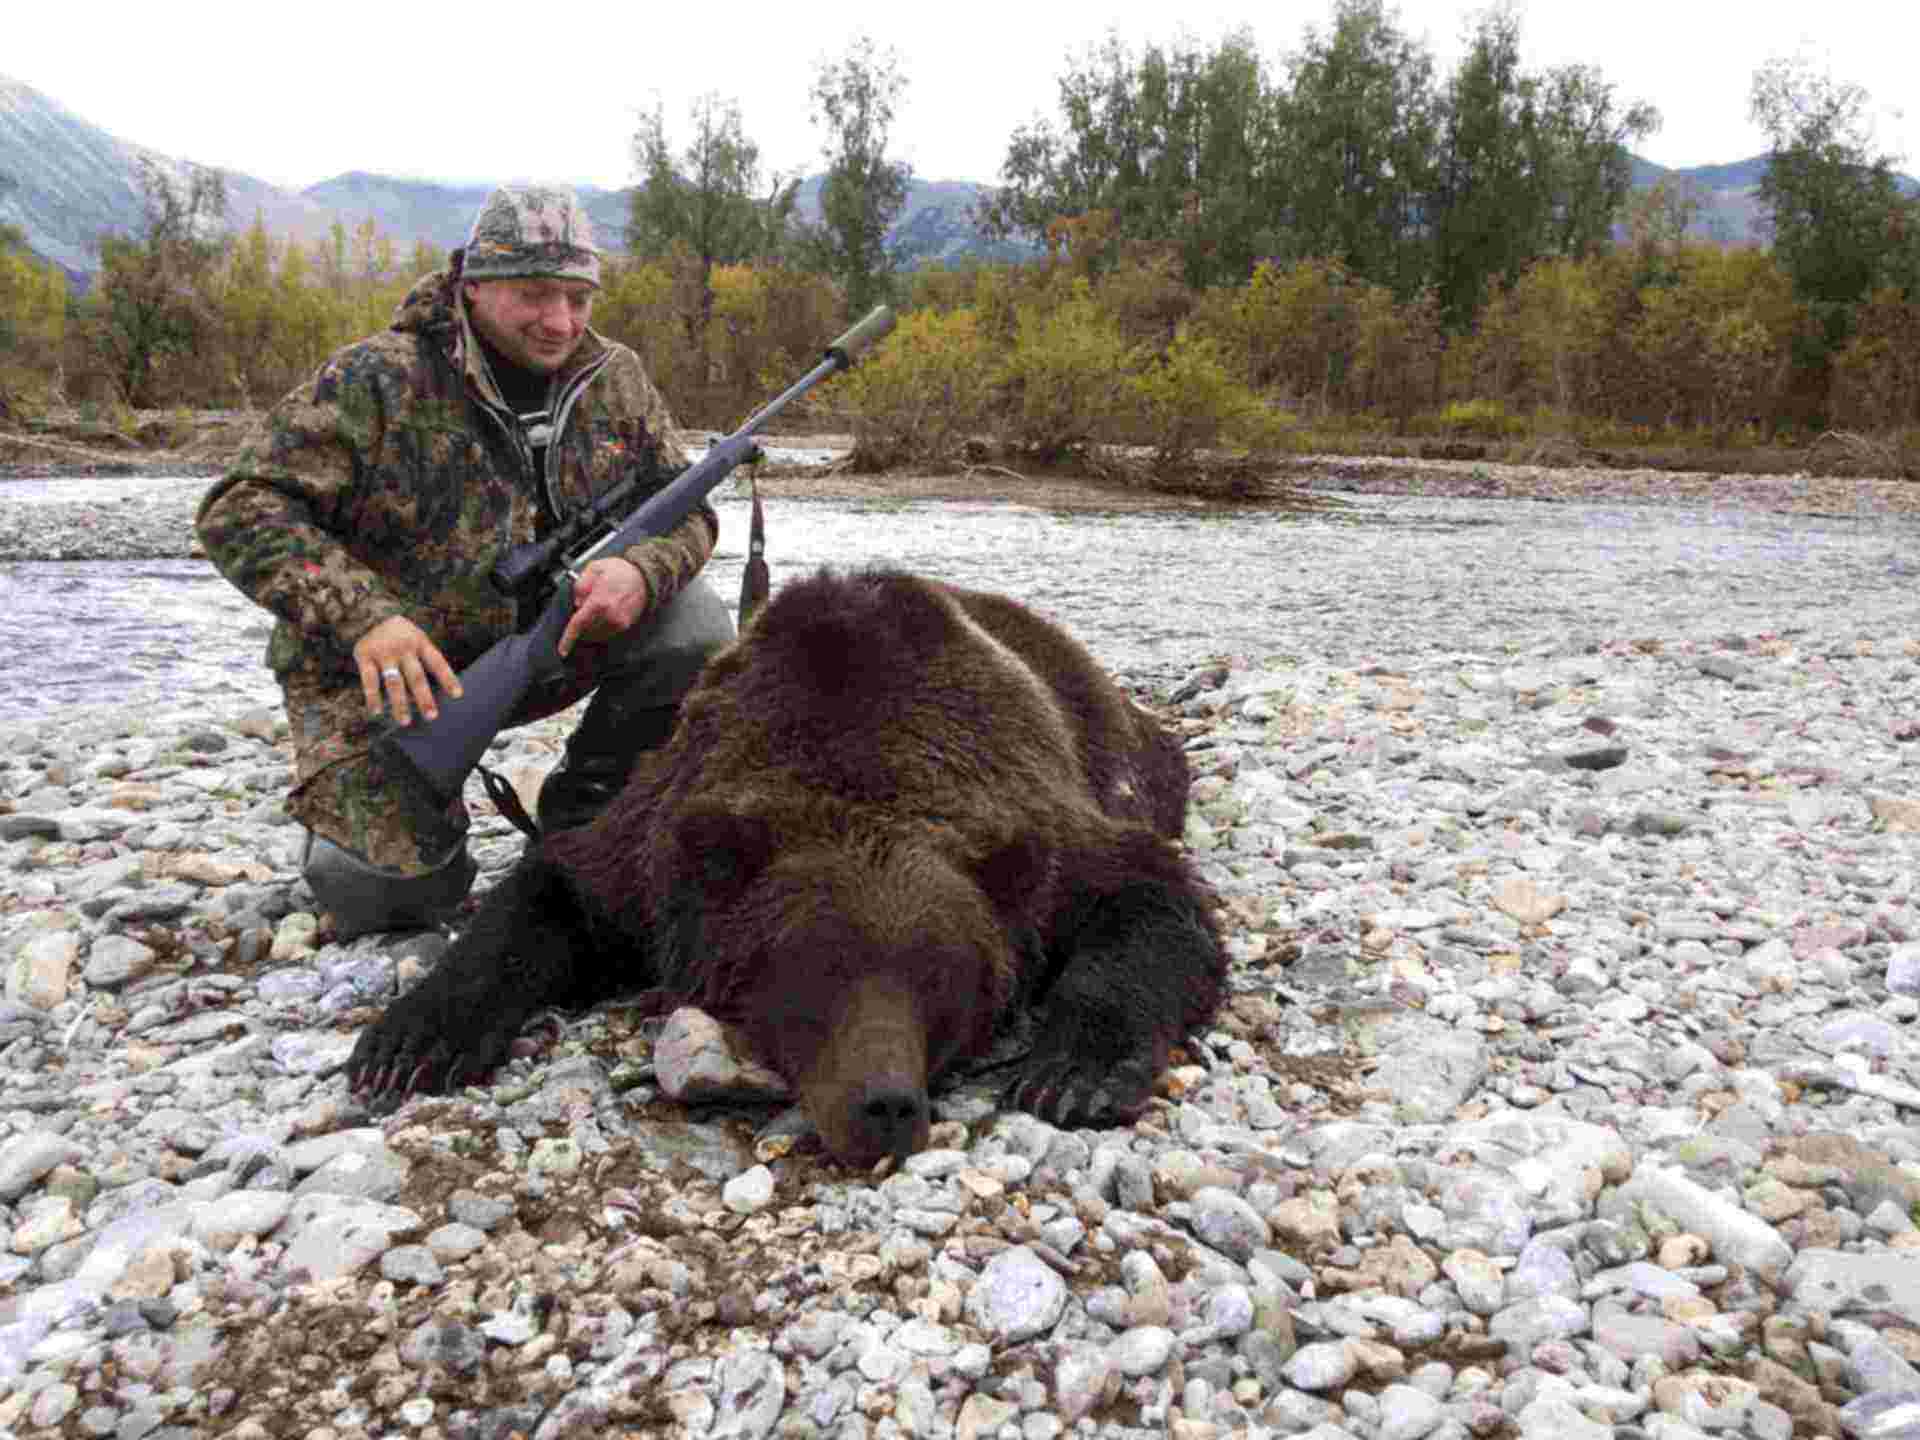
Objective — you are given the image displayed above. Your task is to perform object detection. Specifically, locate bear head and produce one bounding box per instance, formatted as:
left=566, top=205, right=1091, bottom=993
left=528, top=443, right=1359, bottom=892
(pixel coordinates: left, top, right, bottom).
left=665, top=803, right=1044, bottom=1166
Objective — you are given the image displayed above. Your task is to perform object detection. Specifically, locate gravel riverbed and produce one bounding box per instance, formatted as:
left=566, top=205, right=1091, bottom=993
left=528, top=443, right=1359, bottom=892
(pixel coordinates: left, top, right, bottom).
left=3, top=457, right=1920, bottom=1439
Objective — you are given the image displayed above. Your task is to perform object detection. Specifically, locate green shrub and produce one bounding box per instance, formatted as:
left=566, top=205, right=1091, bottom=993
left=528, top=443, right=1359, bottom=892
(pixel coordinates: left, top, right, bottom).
left=1437, top=398, right=1524, bottom=438
left=710, top=262, right=842, bottom=420
left=1228, top=259, right=1359, bottom=414
left=1831, top=288, right=1920, bottom=431
left=595, top=257, right=700, bottom=415
left=1127, top=330, right=1289, bottom=466
left=1349, top=284, right=1442, bottom=428
left=996, top=283, right=1141, bottom=461
left=76, top=396, right=139, bottom=438
left=833, top=307, right=997, bottom=468
left=903, top=261, right=1004, bottom=315
left=1097, top=245, right=1198, bottom=351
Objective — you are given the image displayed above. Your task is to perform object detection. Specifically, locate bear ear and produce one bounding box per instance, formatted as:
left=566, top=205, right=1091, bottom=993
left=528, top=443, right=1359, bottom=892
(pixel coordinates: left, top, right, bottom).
left=675, top=806, right=777, bottom=903
left=971, top=832, right=1051, bottom=917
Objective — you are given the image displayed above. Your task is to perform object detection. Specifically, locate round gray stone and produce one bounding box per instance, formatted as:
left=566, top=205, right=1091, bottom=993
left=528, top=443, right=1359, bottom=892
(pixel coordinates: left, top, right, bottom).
left=965, top=1245, right=1066, bottom=1342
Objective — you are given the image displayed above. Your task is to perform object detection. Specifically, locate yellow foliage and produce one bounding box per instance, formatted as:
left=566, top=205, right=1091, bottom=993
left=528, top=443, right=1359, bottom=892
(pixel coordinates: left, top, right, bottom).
left=595, top=258, right=696, bottom=408
left=996, top=282, right=1141, bottom=460
left=1831, top=288, right=1920, bottom=430
left=1628, top=246, right=1801, bottom=435
left=904, top=262, right=995, bottom=315
left=0, top=248, right=65, bottom=352
left=1349, top=285, right=1442, bottom=426
left=1128, top=329, right=1287, bottom=465
left=1510, top=258, right=1605, bottom=413
left=1096, top=245, right=1197, bottom=350
left=1437, top=398, right=1524, bottom=438
left=709, top=263, right=840, bottom=415
left=0, top=241, right=67, bottom=410
left=1228, top=259, right=1364, bottom=414
left=834, top=306, right=997, bottom=467
left=4, top=200, right=1916, bottom=458
left=594, top=257, right=839, bottom=427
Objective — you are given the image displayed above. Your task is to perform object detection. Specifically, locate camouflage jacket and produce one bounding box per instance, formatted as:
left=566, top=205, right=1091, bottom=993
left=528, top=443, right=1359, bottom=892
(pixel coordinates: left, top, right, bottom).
left=197, top=269, right=716, bottom=683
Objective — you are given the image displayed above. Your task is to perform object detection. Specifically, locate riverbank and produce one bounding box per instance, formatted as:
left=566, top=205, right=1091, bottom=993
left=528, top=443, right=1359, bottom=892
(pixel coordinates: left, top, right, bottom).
left=5, top=440, right=1920, bottom=570
left=5, top=407, right=1920, bottom=524
left=3, top=467, right=1920, bottom=1437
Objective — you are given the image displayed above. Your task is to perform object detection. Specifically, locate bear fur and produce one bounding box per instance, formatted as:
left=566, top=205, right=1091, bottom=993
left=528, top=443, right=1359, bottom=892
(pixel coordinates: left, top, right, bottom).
left=347, top=568, right=1226, bottom=1165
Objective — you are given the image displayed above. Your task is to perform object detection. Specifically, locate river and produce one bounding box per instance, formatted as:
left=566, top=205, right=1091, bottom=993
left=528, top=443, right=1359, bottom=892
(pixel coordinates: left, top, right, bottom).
left=1, top=473, right=1912, bottom=732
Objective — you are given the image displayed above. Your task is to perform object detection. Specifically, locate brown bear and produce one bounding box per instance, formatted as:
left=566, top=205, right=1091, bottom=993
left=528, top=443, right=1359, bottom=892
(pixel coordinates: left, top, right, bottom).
left=346, top=568, right=1226, bottom=1166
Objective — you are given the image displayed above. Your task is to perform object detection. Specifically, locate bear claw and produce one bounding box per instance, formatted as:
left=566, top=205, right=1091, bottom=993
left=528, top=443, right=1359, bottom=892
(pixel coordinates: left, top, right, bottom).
left=1005, top=1053, right=1153, bottom=1131
left=347, top=1004, right=523, bottom=1111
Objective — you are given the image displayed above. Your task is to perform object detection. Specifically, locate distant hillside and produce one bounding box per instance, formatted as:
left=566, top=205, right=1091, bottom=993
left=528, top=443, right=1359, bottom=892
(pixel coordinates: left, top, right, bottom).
left=1627, top=153, right=1919, bottom=246
left=0, top=75, right=332, bottom=285
left=786, top=175, right=1037, bottom=268
left=1625, top=153, right=1768, bottom=245
left=0, top=72, right=1026, bottom=286
left=5, top=70, right=1916, bottom=289
left=304, top=171, right=1034, bottom=270
left=301, top=172, right=634, bottom=257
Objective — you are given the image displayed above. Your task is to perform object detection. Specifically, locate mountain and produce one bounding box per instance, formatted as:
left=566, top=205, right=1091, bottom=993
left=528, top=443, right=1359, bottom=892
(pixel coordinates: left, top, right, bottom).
left=1627, top=153, right=1769, bottom=245
left=0, top=75, right=334, bottom=285
left=1628, top=153, right=1920, bottom=246
left=6, top=71, right=1917, bottom=289
left=786, top=175, right=1037, bottom=268
left=299, top=172, right=635, bottom=257
left=300, top=171, right=1033, bottom=270
left=0, top=72, right=1024, bottom=287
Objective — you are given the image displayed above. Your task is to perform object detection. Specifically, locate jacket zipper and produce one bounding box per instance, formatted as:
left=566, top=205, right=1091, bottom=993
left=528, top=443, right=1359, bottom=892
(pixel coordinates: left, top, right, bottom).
left=543, top=350, right=611, bottom=519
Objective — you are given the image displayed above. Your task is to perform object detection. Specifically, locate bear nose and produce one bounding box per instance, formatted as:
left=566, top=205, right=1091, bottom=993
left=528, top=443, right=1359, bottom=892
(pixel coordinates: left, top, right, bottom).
left=851, top=1082, right=928, bottom=1163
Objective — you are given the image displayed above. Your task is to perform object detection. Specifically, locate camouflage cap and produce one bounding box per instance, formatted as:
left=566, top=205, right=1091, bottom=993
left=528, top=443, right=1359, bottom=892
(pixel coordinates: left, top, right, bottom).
left=461, top=184, right=601, bottom=287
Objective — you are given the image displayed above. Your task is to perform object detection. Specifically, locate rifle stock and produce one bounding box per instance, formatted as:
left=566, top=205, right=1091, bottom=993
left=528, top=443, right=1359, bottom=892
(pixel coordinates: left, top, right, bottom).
left=376, top=305, right=895, bottom=804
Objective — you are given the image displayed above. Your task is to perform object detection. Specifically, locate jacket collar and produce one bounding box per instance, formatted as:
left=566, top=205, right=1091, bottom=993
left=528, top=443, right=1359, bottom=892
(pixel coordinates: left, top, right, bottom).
left=391, top=266, right=610, bottom=413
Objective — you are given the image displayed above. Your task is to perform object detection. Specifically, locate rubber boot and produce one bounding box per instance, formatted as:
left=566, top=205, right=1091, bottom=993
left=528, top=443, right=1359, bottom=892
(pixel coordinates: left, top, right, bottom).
left=302, top=832, right=477, bottom=941
left=536, top=691, right=681, bottom=834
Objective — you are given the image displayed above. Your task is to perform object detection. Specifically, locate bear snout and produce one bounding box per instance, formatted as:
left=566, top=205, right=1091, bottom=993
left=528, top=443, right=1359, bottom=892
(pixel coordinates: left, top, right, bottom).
left=847, top=1079, right=930, bottom=1167
left=801, top=975, right=932, bottom=1166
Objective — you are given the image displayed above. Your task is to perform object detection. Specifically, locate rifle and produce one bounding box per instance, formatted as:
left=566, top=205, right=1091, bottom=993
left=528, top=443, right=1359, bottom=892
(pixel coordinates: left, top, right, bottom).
left=377, top=305, right=895, bottom=803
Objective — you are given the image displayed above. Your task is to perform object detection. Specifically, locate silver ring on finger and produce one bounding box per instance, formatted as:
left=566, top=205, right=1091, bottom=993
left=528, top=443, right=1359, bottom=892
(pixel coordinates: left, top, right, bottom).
left=381, top=666, right=402, bottom=681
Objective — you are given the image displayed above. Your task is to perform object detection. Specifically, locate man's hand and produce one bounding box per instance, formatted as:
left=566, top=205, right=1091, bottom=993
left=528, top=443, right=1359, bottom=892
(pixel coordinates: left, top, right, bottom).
left=354, top=616, right=462, bottom=726
left=560, top=557, right=651, bottom=657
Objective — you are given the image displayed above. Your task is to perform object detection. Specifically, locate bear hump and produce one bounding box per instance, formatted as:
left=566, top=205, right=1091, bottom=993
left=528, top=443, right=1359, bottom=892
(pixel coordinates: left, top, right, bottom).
left=746, top=568, right=965, bottom=695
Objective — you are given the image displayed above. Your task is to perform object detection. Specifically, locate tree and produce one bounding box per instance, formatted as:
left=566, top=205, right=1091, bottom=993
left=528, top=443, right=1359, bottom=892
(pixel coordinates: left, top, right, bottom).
left=629, top=92, right=798, bottom=345
left=1749, top=55, right=1920, bottom=350
left=1622, top=177, right=1708, bottom=280
left=1429, top=5, right=1656, bottom=327
left=806, top=35, right=912, bottom=314
left=1531, top=63, right=1656, bottom=261
left=1274, top=0, right=1439, bottom=297
left=979, top=30, right=1279, bottom=287
left=86, top=158, right=229, bottom=406
left=209, top=212, right=278, bottom=406
left=982, top=4, right=1652, bottom=315
left=0, top=213, right=67, bottom=419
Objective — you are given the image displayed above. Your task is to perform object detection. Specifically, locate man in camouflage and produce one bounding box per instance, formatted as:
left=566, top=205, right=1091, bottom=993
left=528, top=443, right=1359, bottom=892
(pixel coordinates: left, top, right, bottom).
left=198, top=185, right=733, bottom=937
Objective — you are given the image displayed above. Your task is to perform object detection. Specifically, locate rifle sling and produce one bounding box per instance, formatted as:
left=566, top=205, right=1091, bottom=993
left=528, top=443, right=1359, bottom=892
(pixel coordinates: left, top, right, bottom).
left=740, top=466, right=771, bottom=625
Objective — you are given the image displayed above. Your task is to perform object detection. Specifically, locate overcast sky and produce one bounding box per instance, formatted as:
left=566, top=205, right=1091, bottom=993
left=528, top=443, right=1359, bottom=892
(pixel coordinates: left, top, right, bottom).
left=9, top=0, right=1917, bottom=192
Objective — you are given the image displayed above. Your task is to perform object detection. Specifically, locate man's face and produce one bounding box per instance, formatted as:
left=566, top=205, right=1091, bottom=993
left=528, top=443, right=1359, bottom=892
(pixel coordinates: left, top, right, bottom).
left=464, top=277, right=595, bottom=373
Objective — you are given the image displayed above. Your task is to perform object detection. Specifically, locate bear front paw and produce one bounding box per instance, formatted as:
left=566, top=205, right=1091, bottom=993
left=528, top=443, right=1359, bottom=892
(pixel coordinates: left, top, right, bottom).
left=1003, top=1050, right=1155, bottom=1131
left=345, top=984, right=524, bottom=1109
